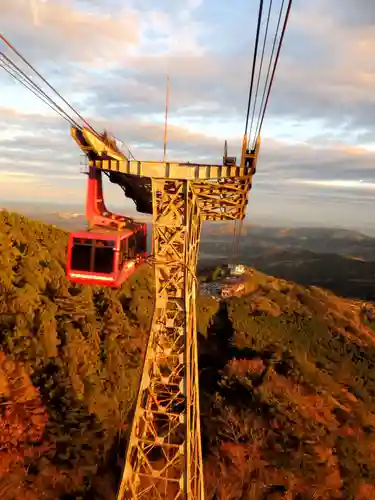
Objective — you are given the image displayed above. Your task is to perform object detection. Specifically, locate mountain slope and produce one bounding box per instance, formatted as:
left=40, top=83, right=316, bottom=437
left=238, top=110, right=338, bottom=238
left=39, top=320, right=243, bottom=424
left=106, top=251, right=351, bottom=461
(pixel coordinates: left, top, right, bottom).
left=199, top=245, right=375, bottom=302
left=1, top=211, right=375, bottom=499
left=201, top=223, right=375, bottom=259
left=0, top=210, right=153, bottom=499
left=245, top=249, right=375, bottom=302
left=200, top=269, right=375, bottom=499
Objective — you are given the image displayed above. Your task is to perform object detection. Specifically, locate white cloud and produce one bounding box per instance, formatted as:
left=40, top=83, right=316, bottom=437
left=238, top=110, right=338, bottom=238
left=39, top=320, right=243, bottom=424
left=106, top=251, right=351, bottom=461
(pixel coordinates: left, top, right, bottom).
left=288, top=179, right=375, bottom=191
left=0, top=170, right=37, bottom=181
left=2, top=0, right=140, bottom=64
left=1, top=0, right=375, bottom=232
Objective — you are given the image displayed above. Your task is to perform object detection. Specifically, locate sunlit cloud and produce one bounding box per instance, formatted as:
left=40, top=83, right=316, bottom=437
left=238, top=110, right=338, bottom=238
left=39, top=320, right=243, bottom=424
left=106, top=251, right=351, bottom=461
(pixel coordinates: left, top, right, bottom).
left=1, top=171, right=37, bottom=182
left=1, top=0, right=375, bottom=232
left=288, top=179, right=375, bottom=190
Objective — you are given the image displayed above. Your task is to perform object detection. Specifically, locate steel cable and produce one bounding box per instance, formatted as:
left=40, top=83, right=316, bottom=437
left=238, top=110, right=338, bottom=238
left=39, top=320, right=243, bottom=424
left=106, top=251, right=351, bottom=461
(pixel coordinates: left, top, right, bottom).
left=0, top=52, right=80, bottom=127
left=244, top=0, right=264, bottom=136
left=248, top=0, right=274, bottom=149
left=253, top=0, right=293, bottom=146
left=0, top=33, right=98, bottom=135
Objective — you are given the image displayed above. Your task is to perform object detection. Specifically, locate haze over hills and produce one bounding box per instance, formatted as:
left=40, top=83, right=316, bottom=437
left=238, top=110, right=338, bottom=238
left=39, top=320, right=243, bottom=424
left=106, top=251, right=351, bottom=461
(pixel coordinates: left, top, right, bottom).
left=2, top=211, right=375, bottom=498
left=0, top=203, right=151, bottom=232
left=199, top=223, right=375, bottom=302
left=2, top=201, right=374, bottom=251
left=201, top=223, right=375, bottom=260
left=2, top=199, right=374, bottom=236
left=2, top=202, right=375, bottom=302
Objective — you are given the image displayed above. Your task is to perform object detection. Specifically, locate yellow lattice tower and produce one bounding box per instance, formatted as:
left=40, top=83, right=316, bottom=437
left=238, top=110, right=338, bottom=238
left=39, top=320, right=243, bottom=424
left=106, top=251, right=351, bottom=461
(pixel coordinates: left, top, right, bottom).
left=71, top=127, right=260, bottom=499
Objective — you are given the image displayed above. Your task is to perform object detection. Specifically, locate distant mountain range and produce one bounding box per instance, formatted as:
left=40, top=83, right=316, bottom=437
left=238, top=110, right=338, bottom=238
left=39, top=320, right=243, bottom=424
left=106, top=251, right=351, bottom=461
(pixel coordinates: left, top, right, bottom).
left=201, top=223, right=375, bottom=262
left=2, top=204, right=375, bottom=301
left=199, top=231, right=375, bottom=302
left=6, top=205, right=373, bottom=255
left=1, top=208, right=152, bottom=232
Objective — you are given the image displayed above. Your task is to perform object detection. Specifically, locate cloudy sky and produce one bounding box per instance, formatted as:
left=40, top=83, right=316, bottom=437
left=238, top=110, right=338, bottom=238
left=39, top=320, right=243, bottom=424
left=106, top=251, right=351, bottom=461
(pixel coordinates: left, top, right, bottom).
left=1, top=0, right=375, bottom=233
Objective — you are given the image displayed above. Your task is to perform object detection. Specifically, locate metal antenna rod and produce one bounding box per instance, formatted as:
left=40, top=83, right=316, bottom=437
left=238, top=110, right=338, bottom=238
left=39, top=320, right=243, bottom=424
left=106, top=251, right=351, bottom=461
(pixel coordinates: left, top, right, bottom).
left=163, top=75, right=170, bottom=163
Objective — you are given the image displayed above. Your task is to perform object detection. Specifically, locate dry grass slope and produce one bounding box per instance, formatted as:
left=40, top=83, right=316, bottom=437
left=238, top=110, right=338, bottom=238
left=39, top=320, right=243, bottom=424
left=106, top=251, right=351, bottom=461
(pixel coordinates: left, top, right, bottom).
left=200, top=266, right=375, bottom=499
left=0, top=212, right=375, bottom=499
left=0, top=210, right=152, bottom=499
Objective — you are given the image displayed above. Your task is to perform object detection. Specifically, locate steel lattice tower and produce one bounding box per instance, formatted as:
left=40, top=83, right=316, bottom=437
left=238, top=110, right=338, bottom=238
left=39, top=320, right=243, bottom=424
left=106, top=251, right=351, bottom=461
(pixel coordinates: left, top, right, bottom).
left=72, top=127, right=260, bottom=499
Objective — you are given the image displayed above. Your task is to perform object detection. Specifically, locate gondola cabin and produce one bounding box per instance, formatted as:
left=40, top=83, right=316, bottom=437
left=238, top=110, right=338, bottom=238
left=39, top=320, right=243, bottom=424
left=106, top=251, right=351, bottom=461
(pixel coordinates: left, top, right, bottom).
left=66, top=224, right=147, bottom=287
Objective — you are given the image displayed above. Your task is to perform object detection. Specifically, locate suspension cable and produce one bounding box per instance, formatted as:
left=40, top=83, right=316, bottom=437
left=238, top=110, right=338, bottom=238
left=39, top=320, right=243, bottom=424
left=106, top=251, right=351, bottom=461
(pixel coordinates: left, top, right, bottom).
left=235, top=0, right=264, bottom=266
left=231, top=219, right=239, bottom=266
left=252, top=0, right=286, bottom=149
left=235, top=0, right=293, bottom=264
left=244, top=0, right=264, bottom=136
left=0, top=59, right=70, bottom=124
left=248, top=0, right=273, bottom=149
left=0, top=52, right=81, bottom=127
left=0, top=33, right=98, bottom=135
left=233, top=219, right=243, bottom=266
left=254, top=0, right=293, bottom=144
left=0, top=35, right=137, bottom=161
left=0, top=34, right=137, bottom=160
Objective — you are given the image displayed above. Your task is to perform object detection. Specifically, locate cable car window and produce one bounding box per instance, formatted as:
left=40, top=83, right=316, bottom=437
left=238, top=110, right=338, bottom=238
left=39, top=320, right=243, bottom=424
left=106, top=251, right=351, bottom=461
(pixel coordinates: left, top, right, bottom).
left=73, top=237, right=92, bottom=246
left=95, top=239, right=115, bottom=248
left=71, top=240, right=92, bottom=271
left=128, top=235, right=136, bottom=259
left=136, top=230, right=146, bottom=253
left=93, top=240, right=114, bottom=273
left=120, top=238, right=128, bottom=265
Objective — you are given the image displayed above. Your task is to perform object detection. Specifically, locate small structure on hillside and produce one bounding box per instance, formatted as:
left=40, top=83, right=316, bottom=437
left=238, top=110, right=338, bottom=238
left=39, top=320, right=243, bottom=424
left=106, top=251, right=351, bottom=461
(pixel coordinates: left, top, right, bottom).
left=199, top=264, right=250, bottom=299
left=228, top=263, right=246, bottom=276
left=221, top=282, right=245, bottom=298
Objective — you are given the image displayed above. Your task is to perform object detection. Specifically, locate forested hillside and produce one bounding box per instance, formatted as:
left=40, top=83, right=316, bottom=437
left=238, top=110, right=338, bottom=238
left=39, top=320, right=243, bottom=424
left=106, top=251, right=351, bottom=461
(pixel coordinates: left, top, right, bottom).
left=0, top=211, right=153, bottom=499
left=1, top=211, right=375, bottom=499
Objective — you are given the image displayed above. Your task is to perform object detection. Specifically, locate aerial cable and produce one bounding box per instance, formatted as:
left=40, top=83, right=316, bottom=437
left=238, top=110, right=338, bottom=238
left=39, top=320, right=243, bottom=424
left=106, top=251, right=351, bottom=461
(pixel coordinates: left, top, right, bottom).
left=0, top=35, right=136, bottom=161
left=234, top=218, right=244, bottom=264
left=253, top=0, right=293, bottom=147
left=231, top=219, right=239, bottom=266
left=235, top=0, right=263, bottom=264
left=244, top=0, right=264, bottom=136
left=0, top=52, right=81, bottom=127
left=248, top=0, right=273, bottom=149
left=0, top=33, right=98, bottom=135
left=0, top=59, right=74, bottom=125
left=1, top=52, right=136, bottom=162
left=233, top=0, right=263, bottom=263
left=252, top=0, right=286, bottom=148
left=236, top=0, right=264, bottom=265
left=1, top=34, right=136, bottom=166
left=237, top=0, right=293, bottom=264
left=234, top=0, right=292, bottom=262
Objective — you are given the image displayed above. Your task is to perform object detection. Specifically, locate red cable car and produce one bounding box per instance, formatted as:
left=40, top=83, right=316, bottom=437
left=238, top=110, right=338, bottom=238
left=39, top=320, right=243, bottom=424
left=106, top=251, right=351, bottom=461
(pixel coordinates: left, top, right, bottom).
left=66, top=225, right=147, bottom=287
left=66, top=163, right=148, bottom=287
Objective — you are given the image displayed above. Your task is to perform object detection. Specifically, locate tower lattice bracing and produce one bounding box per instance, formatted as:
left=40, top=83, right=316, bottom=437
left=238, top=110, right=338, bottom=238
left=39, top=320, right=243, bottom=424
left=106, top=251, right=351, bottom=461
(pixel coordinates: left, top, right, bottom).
left=118, top=179, right=204, bottom=499
left=71, top=127, right=260, bottom=499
